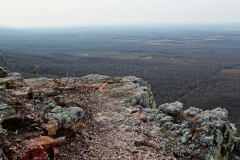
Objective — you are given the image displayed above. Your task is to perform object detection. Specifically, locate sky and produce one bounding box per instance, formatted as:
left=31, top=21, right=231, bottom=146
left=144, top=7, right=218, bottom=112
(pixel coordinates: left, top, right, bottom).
left=1, top=0, right=240, bottom=28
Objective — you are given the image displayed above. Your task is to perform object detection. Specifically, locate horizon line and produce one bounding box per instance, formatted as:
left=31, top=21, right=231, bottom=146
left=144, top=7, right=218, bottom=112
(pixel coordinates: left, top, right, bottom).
left=1, top=22, right=240, bottom=29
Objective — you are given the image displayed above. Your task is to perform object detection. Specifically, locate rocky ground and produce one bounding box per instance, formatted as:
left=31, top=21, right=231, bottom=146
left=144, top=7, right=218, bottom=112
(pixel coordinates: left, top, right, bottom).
left=0, top=67, right=240, bottom=160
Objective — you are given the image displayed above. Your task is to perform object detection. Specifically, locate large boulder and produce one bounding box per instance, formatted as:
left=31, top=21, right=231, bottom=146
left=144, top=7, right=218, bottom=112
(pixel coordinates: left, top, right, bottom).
left=155, top=104, right=240, bottom=160
left=79, top=75, right=157, bottom=109
left=40, top=100, right=85, bottom=136
left=100, top=75, right=157, bottom=108
left=159, top=101, right=183, bottom=117
left=22, top=136, right=55, bottom=160
left=188, top=108, right=237, bottom=160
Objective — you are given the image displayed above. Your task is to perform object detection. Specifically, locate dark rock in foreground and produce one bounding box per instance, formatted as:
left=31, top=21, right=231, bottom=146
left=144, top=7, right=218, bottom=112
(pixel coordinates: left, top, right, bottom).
left=0, top=67, right=8, bottom=78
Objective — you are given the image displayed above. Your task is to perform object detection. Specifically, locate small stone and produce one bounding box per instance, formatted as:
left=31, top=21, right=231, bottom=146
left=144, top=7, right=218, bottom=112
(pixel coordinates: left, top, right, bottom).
left=82, top=154, right=89, bottom=159
left=85, top=140, right=89, bottom=145
left=140, top=117, right=148, bottom=123
left=75, top=134, right=80, bottom=140
left=54, top=148, right=59, bottom=155
left=26, top=115, right=35, bottom=120
left=54, top=136, right=66, bottom=146
left=126, top=107, right=139, bottom=114
left=15, top=138, right=21, bottom=142
left=88, top=145, right=94, bottom=150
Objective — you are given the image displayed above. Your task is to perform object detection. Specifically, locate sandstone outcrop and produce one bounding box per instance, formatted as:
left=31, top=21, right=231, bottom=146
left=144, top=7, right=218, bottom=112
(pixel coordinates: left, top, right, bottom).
left=79, top=74, right=157, bottom=108
left=0, top=69, right=239, bottom=159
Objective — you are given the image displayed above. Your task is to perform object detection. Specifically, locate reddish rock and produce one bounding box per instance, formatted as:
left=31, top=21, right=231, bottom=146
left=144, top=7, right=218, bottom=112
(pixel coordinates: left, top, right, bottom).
left=82, top=82, right=108, bottom=91
left=6, top=81, right=24, bottom=89
left=22, top=149, right=31, bottom=160
left=11, top=155, right=17, bottom=160
left=31, top=145, right=46, bottom=160
left=54, top=148, right=59, bottom=155
left=22, top=136, right=55, bottom=160
left=27, top=136, right=54, bottom=152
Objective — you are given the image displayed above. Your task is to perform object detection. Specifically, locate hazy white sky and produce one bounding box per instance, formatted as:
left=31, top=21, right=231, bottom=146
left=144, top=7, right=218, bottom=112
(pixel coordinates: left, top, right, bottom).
left=1, top=0, right=240, bottom=28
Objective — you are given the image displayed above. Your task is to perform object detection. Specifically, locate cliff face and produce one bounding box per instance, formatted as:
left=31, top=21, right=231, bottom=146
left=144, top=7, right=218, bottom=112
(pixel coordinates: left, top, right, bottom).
left=0, top=69, right=239, bottom=159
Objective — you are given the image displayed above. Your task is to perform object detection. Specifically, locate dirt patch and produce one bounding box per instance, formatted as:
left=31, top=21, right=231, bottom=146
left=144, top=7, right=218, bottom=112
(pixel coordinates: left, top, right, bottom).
left=216, top=68, right=240, bottom=77
left=139, top=56, right=153, bottom=60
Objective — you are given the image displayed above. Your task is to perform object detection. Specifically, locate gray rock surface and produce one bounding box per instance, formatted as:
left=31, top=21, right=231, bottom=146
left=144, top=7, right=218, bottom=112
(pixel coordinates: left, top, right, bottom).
left=80, top=74, right=110, bottom=83
left=80, top=74, right=240, bottom=159
left=95, top=99, right=240, bottom=159
left=0, top=73, right=239, bottom=159
left=98, top=75, right=157, bottom=108
left=0, top=102, right=16, bottom=124
left=39, top=99, right=85, bottom=136
left=159, top=101, right=183, bottom=116
left=0, top=68, right=23, bottom=88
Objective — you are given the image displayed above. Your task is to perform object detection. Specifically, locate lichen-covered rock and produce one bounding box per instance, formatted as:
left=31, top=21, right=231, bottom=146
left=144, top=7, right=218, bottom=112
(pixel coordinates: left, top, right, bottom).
left=43, top=102, right=85, bottom=136
left=102, top=75, right=157, bottom=108
left=8, top=72, right=22, bottom=79
left=88, top=75, right=239, bottom=159
left=0, top=102, right=16, bottom=124
left=154, top=104, right=239, bottom=160
left=37, top=100, right=57, bottom=110
left=0, top=73, right=239, bottom=159
left=159, top=101, right=183, bottom=116
left=120, top=76, right=147, bottom=86
left=191, top=108, right=236, bottom=160
left=78, top=75, right=157, bottom=108
left=183, top=107, right=203, bottom=119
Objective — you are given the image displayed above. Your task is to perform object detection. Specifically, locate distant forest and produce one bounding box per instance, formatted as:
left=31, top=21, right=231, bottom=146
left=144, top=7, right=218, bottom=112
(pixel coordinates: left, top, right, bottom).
left=1, top=25, right=240, bottom=129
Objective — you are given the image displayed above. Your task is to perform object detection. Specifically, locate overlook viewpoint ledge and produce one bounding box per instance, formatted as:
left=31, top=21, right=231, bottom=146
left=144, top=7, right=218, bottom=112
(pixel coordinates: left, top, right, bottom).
left=0, top=67, right=240, bottom=160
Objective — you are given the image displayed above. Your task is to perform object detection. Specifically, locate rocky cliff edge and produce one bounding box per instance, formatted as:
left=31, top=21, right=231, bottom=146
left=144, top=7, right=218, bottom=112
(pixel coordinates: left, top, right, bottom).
left=0, top=68, right=240, bottom=159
